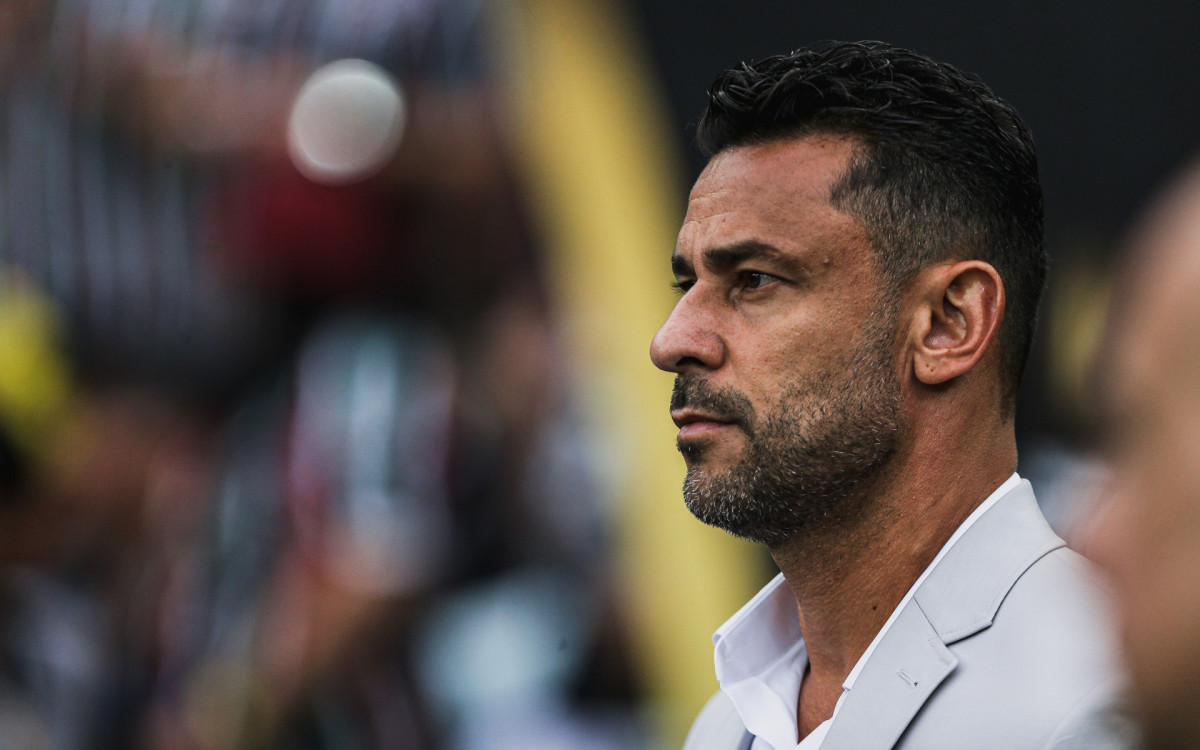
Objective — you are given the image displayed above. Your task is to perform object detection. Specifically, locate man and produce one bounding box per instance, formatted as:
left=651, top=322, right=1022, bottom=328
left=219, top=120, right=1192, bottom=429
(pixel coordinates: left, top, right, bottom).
left=1089, top=156, right=1200, bottom=750
left=650, top=41, right=1132, bottom=749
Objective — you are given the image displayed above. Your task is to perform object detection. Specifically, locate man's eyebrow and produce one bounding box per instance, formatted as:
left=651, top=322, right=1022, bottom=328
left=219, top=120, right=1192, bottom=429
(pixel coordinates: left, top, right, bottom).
left=670, top=240, right=803, bottom=278
left=703, top=240, right=792, bottom=273
left=671, top=253, right=693, bottom=278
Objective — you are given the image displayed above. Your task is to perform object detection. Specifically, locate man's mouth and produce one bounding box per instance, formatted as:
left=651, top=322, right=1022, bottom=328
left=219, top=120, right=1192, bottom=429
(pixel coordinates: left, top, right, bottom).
left=670, top=409, right=739, bottom=439
left=669, top=376, right=754, bottom=445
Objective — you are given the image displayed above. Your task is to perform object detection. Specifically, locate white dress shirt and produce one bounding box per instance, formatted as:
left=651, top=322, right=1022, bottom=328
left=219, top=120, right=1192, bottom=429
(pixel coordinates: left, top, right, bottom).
left=711, top=473, right=1023, bottom=750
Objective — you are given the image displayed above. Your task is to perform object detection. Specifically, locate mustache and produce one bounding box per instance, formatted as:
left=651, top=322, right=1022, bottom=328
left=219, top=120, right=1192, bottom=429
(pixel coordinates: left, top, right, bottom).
left=670, top=376, right=755, bottom=426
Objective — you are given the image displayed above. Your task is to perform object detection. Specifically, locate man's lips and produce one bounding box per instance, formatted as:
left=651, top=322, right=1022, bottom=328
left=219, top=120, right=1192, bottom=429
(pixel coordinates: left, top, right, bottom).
left=671, top=410, right=739, bottom=438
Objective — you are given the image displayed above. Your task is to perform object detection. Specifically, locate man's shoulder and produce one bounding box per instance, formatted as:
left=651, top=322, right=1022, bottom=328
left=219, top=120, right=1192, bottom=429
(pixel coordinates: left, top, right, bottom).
left=927, top=483, right=1117, bottom=658
left=938, top=544, right=1120, bottom=704
left=681, top=690, right=750, bottom=750
left=1002, top=543, right=1113, bottom=629
left=910, top=479, right=1103, bottom=643
left=897, top=518, right=1131, bottom=747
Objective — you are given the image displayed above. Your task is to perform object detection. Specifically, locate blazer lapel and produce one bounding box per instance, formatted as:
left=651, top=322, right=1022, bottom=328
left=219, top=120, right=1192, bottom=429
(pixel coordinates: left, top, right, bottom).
left=819, top=480, right=1064, bottom=750
left=819, top=600, right=957, bottom=750
left=914, top=480, right=1064, bottom=644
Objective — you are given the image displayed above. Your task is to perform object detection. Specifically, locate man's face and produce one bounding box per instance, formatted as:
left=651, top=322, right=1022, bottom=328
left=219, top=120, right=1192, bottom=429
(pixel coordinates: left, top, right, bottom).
left=1091, top=230, right=1200, bottom=749
left=649, top=136, right=905, bottom=545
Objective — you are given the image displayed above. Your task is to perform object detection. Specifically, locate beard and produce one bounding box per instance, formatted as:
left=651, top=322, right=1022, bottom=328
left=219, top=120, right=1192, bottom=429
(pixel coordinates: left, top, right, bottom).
left=673, top=309, right=905, bottom=546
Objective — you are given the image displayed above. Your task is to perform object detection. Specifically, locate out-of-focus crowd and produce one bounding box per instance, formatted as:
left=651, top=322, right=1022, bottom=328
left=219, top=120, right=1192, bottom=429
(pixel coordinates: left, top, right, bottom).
left=7, top=1, right=1200, bottom=749
left=0, top=0, right=646, bottom=748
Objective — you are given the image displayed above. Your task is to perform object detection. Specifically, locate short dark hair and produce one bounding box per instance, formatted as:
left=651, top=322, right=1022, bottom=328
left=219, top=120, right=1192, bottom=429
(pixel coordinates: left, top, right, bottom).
left=697, top=40, right=1045, bottom=415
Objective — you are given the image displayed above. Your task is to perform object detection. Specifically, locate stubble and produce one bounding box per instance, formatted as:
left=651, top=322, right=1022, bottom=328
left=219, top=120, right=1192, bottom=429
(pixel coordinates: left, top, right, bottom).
left=674, top=309, right=905, bottom=546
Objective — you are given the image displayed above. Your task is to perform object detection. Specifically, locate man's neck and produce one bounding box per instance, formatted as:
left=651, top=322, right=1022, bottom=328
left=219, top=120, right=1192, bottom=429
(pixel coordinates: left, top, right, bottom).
left=768, top=445, right=1016, bottom=738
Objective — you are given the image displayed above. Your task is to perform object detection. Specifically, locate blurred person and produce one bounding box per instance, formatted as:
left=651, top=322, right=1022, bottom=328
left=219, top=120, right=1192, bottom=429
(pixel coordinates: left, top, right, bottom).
left=1089, top=155, right=1200, bottom=750
left=651, top=41, right=1133, bottom=749
left=0, top=269, right=220, bottom=748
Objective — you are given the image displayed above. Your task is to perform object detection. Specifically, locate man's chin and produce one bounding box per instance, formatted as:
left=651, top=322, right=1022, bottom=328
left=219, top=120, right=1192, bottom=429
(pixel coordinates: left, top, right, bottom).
left=681, top=485, right=790, bottom=546
left=683, top=467, right=753, bottom=529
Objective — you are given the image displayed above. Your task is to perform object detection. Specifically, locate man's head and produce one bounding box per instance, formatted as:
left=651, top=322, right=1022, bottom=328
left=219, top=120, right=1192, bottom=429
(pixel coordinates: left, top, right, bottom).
left=698, top=40, right=1045, bottom=415
left=1090, top=157, right=1200, bottom=750
left=651, top=41, right=1041, bottom=545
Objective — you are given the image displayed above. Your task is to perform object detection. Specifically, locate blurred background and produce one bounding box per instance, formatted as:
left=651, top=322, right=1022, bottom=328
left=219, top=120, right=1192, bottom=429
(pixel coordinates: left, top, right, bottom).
left=0, top=1, right=1198, bottom=749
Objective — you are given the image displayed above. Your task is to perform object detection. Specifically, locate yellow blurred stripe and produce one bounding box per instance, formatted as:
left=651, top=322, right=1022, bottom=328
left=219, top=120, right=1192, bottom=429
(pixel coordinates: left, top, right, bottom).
left=501, top=0, right=761, bottom=745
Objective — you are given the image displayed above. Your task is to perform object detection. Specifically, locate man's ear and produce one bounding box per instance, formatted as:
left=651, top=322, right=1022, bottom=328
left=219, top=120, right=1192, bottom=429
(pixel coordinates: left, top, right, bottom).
left=907, top=260, right=1005, bottom=385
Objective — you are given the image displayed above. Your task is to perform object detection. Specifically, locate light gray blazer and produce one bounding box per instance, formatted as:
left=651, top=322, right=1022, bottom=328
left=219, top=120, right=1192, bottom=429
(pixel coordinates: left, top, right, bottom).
left=682, top=481, right=1136, bottom=750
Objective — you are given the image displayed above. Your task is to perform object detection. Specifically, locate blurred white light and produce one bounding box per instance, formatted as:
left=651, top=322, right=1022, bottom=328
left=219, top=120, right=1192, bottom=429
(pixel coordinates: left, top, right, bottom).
left=287, top=59, right=406, bottom=185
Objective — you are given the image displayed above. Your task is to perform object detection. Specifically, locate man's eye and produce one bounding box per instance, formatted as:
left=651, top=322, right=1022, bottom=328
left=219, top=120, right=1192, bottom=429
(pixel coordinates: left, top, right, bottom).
left=737, top=271, right=777, bottom=292
left=671, top=279, right=694, bottom=295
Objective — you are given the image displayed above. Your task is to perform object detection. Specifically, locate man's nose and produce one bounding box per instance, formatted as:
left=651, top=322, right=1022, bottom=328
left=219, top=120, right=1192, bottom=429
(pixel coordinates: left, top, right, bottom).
left=650, top=293, right=726, bottom=373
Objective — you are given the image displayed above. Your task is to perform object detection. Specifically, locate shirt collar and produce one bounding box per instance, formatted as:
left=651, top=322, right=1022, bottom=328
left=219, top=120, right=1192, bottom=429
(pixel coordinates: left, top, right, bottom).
left=712, top=573, right=806, bottom=749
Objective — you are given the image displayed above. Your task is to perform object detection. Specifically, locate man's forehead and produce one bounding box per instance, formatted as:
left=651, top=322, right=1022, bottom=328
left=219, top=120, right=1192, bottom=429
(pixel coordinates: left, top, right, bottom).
left=674, top=136, right=862, bottom=267
left=1125, top=158, right=1200, bottom=305
left=1107, top=184, right=1200, bottom=433
left=1115, top=163, right=1200, bottom=382
left=689, top=136, right=857, bottom=203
